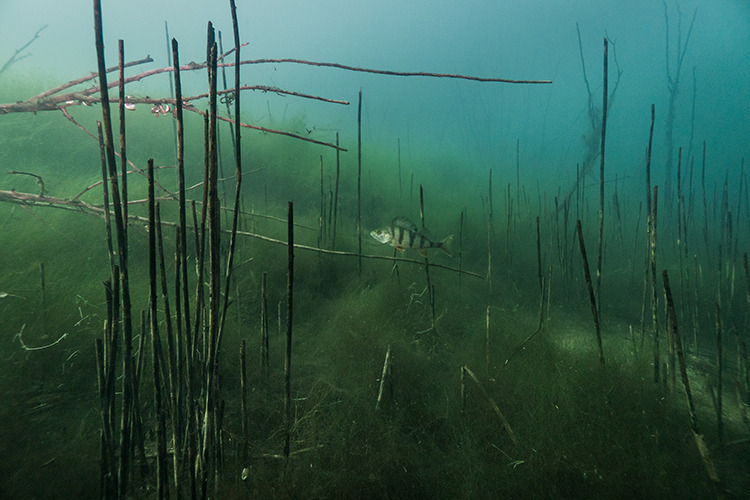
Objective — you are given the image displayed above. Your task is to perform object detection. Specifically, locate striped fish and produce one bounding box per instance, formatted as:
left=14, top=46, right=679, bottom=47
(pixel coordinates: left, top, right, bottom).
left=370, top=217, right=452, bottom=257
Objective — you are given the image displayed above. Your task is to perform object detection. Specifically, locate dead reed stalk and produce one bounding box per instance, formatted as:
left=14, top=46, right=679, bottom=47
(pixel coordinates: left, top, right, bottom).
left=357, top=89, right=363, bottom=278
left=218, top=0, right=243, bottom=341
left=462, top=366, right=518, bottom=444
left=596, top=37, right=608, bottom=318
left=576, top=220, right=605, bottom=370
left=375, top=344, right=393, bottom=411
left=662, top=269, right=721, bottom=488
left=148, top=160, right=169, bottom=498
left=284, top=201, right=295, bottom=458
left=651, top=186, right=660, bottom=384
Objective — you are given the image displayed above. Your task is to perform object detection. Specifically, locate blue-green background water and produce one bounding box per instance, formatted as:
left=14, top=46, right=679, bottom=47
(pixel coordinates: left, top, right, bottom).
left=1, top=0, right=749, bottom=497
left=2, top=0, right=749, bottom=189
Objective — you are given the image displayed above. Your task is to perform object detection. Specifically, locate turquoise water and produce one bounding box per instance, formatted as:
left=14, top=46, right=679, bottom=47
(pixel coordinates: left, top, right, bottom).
left=1, top=1, right=749, bottom=498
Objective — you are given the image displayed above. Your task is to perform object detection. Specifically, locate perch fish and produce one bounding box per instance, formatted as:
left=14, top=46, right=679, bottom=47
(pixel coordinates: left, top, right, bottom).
left=370, top=217, right=452, bottom=257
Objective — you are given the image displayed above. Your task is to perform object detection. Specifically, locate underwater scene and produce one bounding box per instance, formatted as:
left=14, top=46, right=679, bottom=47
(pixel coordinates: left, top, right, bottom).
left=1, top=0, right=749, bottom=498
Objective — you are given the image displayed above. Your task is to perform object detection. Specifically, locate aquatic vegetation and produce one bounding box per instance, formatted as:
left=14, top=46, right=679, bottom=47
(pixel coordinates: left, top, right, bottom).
left=0, top=0, right=749, bottom=499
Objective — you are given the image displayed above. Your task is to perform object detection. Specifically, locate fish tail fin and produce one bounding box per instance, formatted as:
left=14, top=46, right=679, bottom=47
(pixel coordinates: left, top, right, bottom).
left=439, top=234, right=453, bottom=256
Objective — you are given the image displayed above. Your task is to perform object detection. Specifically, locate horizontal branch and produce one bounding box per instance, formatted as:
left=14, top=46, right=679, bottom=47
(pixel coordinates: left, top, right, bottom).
left=28, top=55, right=154, bottom=103
left=0, top=189, right=483, bottom=280
left=1, top=55, right=550, bottom=115
left=244, top=58, right=553, bottom=84
left=186, top=105, right=346, bottom=150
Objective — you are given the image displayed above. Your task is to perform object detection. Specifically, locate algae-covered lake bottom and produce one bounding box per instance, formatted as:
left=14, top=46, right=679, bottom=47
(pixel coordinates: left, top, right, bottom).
left=0, top=100, right=748, bottom=499
left=1, top=0, right=750, bottom=491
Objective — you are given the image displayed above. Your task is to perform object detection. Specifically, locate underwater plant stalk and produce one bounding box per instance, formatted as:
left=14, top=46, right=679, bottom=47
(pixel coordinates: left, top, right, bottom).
left=458, top=210, right=464, bottom=291
left=284, top=201, right=295, bottom=458
left=462, top=366, right=517, bottom=444
left=194, top=119, right=208, bottom=366
left=218, top=0, right=243, bottom=345
left=118, top=40, right=127, bottom=246
left=357, top=88, right=362, bottom=278
left=318, top=155, right=325, bottom=249
left=536, top=215, right=544, bottom=332
left=156, top=201, right=181, bottom=493
left=398, top=138, right=402, bottom=197
left=38, top=262, right=46, bottom=333
left=485, top=306, right=491, bottom=377
left=164, top=21, right=178, bottom=163
left=546, top=265, right=552, bottom=323
left=576, top=220, right=605, bottom=370
left=651, top=186, right=660, bottom=384
left=98, top=281, right=116, bottom=499
left=200, top=24, right=221, bottom=497
left=663, top=3, right=697, bottom=206
left=419, top=185, right=436, bottom=330
left=261, top=272, right=269, bottom=381
left=693, top=255, right=700, bottom=354
left=172, top=38, right=193, bottom=372
left=662, top=269, right=721, bottom=487
left=505, top=183, right=513, bottom=267
left=132, top=309, right=149, bottom=481
left=94, top=1, right=136, bottom=493
left=240, top=338, right=248, bottom=463
left=596, top=37, right=608, bottom=319
left=460, top=367, right=466, bottom=414
left=148, top=160, right=169, bottom=499
left=715, top=304, right=724, bottom=445
left=95, top=336, right=114, bottom=498
left=732, top=323, right=750, bottom=427
left=639, top=104, right=656, bottom=346
left=332, top=132, right=341, bottom=249
left=375, top=344, right=392, bottom=411
left=487, top=170, right=493, bottom=295
left=171, top=38, right=190, bottom=493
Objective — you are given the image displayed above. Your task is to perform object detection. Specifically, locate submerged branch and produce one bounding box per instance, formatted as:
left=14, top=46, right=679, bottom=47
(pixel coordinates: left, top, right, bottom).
left=0, top=188, right=483, bottom=280
left=0, top=25, right=49, bottom=77
left=1, top=55, right=550, bottom=115
left=0, top=54, right=549, bottom=151
left=243, top=58, right=553, bottom=84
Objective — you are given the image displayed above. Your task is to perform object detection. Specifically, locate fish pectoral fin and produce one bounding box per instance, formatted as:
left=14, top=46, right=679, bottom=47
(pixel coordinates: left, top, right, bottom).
left=418, top=248, right=428, bottom=258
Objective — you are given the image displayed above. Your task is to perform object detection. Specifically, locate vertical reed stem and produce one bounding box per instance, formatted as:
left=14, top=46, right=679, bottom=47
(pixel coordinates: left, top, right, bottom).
left=200, top=23, right=220, bottom=498
left=651, top=186, right=660, bottom=384
left=218, top=0, right=243, bottom=343
left=536, top=216, right=545, bottom=331
left=332, top=132, right=340, bottom=249
left=261, top=272, right=269, bottom=381
left=148, top=160, right=168, bottom=499
left=155, top=201, right=180, bottom=494
left=715, top=304, right=724, bottom=445
left=458, top=210, right=464, bottom=291
left=357, top=89, right=363, bottom=277
left=485, top=306, right=491, bottom=377
left=118, top=40, right=127, bottom=244
left=487, top=170, right=493, bottom=295
left=172, top=37, right=192, bottom=366
left=576, top=220, right=605, bottom=370
left=240, top=339, right=248, bottom=463
left=662, top=269, right=721, bottom=486
left=596, top=37, right=608, bottom=317
left=375, top=344, right=392, bottom=411
left=39, top=262, right=46, bottom=332
left=284, top=201, right=294, bottom=458
left=419, top=185, right=436, bottom=329
left=93, top=2, right=134, bottom=494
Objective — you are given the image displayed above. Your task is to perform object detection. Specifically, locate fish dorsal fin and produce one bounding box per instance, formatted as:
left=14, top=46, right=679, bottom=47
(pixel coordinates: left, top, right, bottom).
left=392, top=216, right=418, bottom=233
